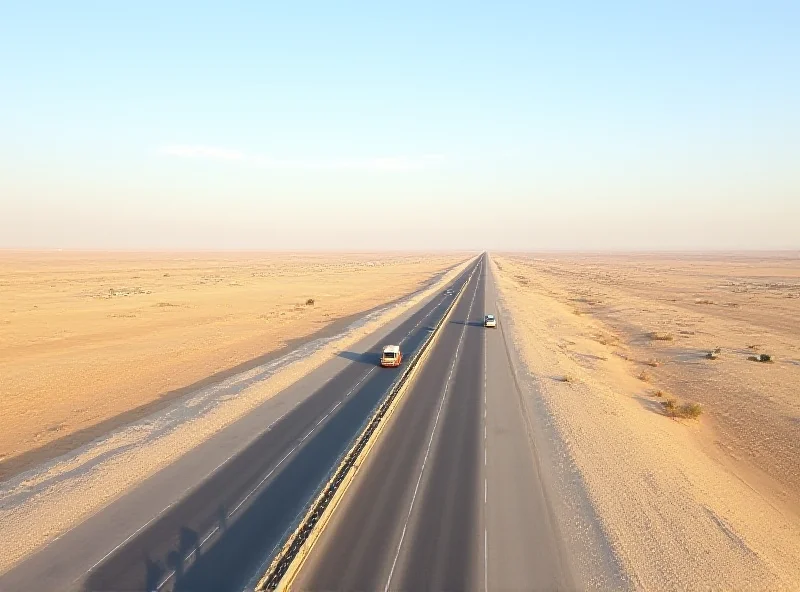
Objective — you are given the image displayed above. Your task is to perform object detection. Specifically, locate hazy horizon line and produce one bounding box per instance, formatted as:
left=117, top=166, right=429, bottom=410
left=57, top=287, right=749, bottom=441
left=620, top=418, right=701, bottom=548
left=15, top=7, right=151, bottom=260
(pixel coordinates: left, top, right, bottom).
left=2, top=247, right=798, bottom=255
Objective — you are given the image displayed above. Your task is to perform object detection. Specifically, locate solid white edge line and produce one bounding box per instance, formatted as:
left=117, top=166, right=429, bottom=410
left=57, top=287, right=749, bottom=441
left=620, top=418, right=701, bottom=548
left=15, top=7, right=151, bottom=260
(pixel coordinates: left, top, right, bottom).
left=156, top=365, right=381, bottom=589
left=82, top=504, right=173, bottom=580
left=484, top=527, right=489, bottom=592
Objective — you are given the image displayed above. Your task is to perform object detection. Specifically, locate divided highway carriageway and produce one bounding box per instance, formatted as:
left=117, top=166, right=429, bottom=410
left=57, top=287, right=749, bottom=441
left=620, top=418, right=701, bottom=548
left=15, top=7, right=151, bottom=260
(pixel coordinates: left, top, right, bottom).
left=291, top=253, right=574, bottom=591
left=2, top=253, right=576, bottom=592
left=77, top=258, right=481, bottom=591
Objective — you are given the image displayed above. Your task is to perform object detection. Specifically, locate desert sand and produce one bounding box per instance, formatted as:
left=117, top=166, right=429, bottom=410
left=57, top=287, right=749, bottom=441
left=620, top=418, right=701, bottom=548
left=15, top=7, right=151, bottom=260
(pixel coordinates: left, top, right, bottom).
left=492, top=253, right=800, bottom=590
left=0, top=252, right=473, bottom=574
left=0, top=251, right=465, bottom=477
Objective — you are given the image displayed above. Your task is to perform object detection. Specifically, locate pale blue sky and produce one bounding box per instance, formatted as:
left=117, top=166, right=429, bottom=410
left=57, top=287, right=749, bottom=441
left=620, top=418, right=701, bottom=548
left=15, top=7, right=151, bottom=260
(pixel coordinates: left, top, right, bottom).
left=1, top=1, right=798, bottom=250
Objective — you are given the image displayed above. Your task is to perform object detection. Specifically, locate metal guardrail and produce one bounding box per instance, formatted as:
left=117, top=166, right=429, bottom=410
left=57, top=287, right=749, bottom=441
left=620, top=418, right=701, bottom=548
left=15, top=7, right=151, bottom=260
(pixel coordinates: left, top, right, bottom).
left=255, top=266, right=475, bottom=591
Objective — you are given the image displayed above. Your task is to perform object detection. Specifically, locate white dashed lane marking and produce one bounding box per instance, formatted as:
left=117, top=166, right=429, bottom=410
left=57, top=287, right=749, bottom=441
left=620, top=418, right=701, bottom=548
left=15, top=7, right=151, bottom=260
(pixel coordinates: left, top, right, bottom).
left=384, top=263, right=482, bottom=592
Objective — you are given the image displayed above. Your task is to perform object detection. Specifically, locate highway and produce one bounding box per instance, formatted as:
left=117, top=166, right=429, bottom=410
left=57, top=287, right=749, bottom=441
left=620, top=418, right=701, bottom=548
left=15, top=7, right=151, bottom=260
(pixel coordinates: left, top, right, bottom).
left=87, top=264, right=478, bottom=592
left=0, top=260, right=480, bottom=592
left=293, top=254, right=575, bottom=591
left=0, top=253, right=577, bottom=592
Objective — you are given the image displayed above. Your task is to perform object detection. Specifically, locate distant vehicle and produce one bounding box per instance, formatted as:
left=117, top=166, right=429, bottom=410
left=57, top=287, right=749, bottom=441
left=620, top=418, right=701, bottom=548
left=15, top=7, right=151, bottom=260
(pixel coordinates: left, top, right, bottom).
left=380, top=345, right=403, bottom=367
left=484, top=314, right=496, bottom=328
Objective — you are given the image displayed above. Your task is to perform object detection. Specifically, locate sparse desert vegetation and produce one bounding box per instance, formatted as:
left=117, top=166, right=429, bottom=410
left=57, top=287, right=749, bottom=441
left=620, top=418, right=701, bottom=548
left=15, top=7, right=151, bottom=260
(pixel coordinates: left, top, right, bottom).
left=662, top=398, right=703, bottom=420
left=492, top=253, right=800, bottom=589
left=649, top=331, right=674, bottom=341
left=494, top=252, right=800, bottom=499
left=0, top=251, right=466, bottom=476
left=748, top=353, right=773, bottom=363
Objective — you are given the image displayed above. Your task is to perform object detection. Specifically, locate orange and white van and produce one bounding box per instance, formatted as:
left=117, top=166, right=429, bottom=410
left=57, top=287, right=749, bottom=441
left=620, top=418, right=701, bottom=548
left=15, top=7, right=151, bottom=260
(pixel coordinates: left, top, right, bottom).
left=380, top=345, right=403, bottom=367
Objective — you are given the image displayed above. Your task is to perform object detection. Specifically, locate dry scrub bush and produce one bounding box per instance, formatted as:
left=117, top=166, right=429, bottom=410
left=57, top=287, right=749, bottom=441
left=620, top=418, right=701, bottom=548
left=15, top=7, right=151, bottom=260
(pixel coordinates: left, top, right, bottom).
left=662, top=399, right=703, bottom=419
left=638, top=370, right=651, bottom=382
left=748, top=353, right=773, bottom=363
left=680, top=402, right=703, bottom=419
left=305, top=298, right=315, bottom=306
left=650, top=332, right=674, bottom=341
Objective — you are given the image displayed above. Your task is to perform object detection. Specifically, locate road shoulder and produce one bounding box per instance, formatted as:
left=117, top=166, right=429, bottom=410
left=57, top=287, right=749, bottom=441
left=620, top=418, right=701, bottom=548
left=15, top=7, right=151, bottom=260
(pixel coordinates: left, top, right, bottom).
left=486, top=258, right=625, bottom=590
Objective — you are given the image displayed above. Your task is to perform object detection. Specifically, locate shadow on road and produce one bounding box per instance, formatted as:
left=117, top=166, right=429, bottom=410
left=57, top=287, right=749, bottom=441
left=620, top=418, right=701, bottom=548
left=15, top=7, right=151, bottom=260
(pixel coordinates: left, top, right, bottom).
left=450, top=320, right=484, bottom=328
left=0, top=292, right=417, bottom=481
left=337, top=350, right=380, bottom=365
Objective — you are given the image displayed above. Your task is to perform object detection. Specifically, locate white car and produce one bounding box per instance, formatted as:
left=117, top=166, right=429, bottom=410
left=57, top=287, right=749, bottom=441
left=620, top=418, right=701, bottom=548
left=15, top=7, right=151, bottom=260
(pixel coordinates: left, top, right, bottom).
left=484, top=314, right=496, bottom=328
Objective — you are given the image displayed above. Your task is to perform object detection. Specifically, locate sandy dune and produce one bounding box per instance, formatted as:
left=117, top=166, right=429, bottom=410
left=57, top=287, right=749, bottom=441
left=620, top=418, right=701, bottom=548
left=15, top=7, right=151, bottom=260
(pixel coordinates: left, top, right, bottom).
left=492, top=253, right=800, bottom=590
left=0, top=251, right=466, bottom=477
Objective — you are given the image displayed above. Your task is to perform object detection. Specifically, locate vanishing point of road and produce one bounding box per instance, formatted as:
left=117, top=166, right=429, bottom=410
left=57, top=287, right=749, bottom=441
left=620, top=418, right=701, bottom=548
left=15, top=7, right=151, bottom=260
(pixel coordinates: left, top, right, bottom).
left=293, top=254, right=575, bottom=590
left=0, top=253, right=576, bottom=592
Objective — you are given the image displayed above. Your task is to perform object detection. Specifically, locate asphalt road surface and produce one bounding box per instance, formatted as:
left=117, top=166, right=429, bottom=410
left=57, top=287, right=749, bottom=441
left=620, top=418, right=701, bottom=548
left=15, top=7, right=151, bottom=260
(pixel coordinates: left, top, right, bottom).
left=294, top=254, right=575, bottom=591
left=0, top=260, right=480, bottom=592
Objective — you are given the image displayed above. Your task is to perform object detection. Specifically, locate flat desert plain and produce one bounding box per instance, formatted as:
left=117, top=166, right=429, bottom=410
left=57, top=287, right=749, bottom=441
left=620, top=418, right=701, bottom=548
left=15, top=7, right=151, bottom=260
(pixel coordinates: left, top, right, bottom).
left=0, top=251, right=466, bottom=479
left=493, top=252, right=800, bottom=589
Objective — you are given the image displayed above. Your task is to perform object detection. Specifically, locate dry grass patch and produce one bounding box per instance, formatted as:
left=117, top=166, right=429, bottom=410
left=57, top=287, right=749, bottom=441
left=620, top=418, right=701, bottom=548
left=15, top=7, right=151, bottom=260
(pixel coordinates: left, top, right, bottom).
left=638, top=370, right=652, bottom=382
left=662, top=398, right=703, bottom=420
